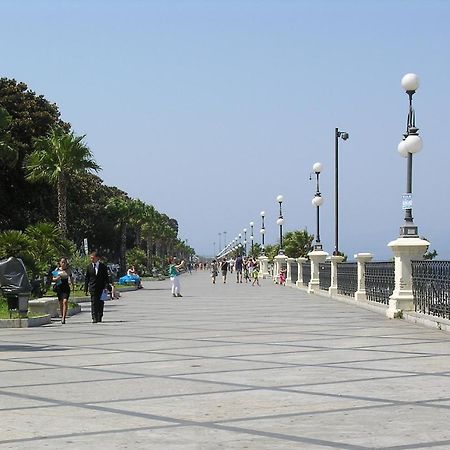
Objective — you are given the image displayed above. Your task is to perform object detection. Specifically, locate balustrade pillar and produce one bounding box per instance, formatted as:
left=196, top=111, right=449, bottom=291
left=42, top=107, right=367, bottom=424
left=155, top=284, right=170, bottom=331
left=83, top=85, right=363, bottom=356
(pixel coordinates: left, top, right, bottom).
left=296, top=257, right=307, bottom=288
left=308, top=249, right=328, bottom=294
left=387, top=237, right=428, bottom=318
left=328, top=255, right=344, bottom=296
left=258, top=255, right=270, bottom=279
left=354, top=253, right=373, bottom=301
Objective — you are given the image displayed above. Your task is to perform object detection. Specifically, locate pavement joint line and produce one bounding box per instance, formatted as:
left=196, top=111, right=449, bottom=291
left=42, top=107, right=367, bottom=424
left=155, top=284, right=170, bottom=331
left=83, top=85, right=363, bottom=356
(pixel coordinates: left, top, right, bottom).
left=1, top=363, right=427, bottom=408
left=0, top=424, right=182, bottom=446
left=4, top=348, right=447, bottom=386
left=3, top=274, right=450, bottom=447
left=0, top=388, right=373, bottom=449
left=381, top=439, right=450, bottom=450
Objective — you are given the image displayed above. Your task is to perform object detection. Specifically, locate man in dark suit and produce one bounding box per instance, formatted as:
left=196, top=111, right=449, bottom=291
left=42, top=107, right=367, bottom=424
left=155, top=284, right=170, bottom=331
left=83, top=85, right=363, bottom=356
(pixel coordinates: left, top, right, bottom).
left=84, top=251, right=110, bottom=323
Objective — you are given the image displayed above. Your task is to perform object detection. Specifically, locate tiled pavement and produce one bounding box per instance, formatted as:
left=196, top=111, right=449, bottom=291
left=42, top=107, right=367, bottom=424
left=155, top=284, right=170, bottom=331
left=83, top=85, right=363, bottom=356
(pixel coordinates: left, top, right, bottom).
left=2, top=272, right=450, bottom=449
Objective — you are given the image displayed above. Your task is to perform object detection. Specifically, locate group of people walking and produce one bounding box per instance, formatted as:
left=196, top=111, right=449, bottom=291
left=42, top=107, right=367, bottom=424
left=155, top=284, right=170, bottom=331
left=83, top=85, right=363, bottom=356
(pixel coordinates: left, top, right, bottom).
left=210, top=255, right=260, bottom=286
left=51, top=251, right=116, bottom=324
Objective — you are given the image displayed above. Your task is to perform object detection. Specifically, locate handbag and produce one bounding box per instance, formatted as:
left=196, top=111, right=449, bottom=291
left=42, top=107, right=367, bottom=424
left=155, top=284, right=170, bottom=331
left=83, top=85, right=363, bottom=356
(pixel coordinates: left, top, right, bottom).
left=100, top=289, right=110, bottom=301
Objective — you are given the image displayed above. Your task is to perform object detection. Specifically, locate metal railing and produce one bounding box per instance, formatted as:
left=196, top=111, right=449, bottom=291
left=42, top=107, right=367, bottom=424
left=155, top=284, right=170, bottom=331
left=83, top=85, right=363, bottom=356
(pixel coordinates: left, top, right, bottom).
left=290, top=263, right=298, bottom=284
left=319, top=262, right=331, bottom=291
left=365, top=261, right=394, bottom=304
left=302, top=262, right=311, bottom=286
left=412, top=260, right=450, bottom=319
left=337, top=262, right=357, bottom=297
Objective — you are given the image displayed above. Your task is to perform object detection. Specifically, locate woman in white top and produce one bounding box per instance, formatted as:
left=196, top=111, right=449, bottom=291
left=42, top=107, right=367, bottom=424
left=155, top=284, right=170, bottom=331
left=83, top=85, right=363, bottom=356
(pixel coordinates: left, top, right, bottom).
left=52, top=257, right=74, bottom=324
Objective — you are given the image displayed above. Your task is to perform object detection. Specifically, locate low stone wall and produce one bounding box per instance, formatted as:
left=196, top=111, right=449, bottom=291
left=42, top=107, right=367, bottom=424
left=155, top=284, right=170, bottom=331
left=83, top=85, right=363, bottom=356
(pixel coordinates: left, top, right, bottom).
left=0, top=301, right=82, bottom=328
left=0, top=315, right=51, bottom=328
left=28, top=298, right=59, bottom=317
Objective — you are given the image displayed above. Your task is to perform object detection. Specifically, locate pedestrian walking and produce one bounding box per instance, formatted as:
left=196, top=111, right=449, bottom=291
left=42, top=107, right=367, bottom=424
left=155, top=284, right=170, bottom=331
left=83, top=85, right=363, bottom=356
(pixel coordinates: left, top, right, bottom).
left=244, top=257, right=251, bottom=283
left=52, top=257, right=75, bottom=324
left=220, top=258, right=228, bottom=283
left=235, top=254, right=243, bottom=283
left=211, top=259, right=218, bottom=284
left=251, top=258, right=260, bottom=286
left=84, top=251, right=110, bottom=323
left=168, top=257, right=184, bottom=297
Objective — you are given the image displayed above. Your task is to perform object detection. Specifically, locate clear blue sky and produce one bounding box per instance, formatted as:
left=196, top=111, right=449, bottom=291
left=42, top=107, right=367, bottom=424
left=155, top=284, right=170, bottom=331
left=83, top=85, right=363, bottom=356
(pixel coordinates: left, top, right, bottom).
left=2, top=0, right=449, bottom=259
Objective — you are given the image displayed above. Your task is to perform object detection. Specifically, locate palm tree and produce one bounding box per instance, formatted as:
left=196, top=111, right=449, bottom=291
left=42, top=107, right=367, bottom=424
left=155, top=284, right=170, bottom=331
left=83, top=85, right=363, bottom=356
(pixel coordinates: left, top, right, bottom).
left=141, top=204, right=158, bottom=269
left=129, top=199, right=148, bottom=247
left=25, top=222, right=75, bottom=275
left=283, top=230, right=314, bottom=258
left=0, top=230, right=34, bottom=272
left=106, top=196, right=134, bottom=275
left=24, top=128, right=100, bottom=236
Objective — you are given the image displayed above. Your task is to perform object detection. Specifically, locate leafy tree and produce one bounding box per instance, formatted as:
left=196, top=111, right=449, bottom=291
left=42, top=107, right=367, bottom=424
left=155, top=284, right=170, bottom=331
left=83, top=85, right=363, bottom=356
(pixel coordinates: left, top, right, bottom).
left=25, top=222, right=75, bottom=276
left=141, top=204, right=158, bottom=269
left=263, top=244, right=279, bottom=261
left=0, top=78, right=69, bottom=230
left=0, top=107, right=18, bottom=168
left=421, top=236, right=438, bottom=260
left=247, top=243, right=262, bottom=258
left=0, top=230, right=34, bottom=270
left=283, top=230, right=314, bottom=258
left=66, top=173, right=125, bottom=258
left=423, top=249, right=438, bottom=260
left=24, top=128, right=100, bottom=236
left=106, top=196, right=135, bottom=274
left=0, top=78, right=196, bottom=265
left=0, top=223, right=75, bottom=278
left=128, top=199, right=148, bottom=247
left=126, top=247, right=147, bottom=275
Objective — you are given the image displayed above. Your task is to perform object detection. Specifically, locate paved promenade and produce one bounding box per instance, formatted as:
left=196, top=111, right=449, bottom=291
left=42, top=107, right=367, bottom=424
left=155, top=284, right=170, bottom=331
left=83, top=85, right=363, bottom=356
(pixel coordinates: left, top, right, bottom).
left=2, top=272, right=450, bottom=449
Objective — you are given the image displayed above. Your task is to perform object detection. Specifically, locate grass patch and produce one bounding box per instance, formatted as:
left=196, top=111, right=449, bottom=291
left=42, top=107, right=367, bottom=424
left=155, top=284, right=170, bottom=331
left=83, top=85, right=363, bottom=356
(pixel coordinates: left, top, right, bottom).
left=0, top=298, right=43, bottom=319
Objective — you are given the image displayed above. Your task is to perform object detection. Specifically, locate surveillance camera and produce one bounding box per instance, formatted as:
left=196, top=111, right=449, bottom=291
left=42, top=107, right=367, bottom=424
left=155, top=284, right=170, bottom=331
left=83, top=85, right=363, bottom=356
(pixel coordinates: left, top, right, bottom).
left=341, top=132, right=349, bottom=140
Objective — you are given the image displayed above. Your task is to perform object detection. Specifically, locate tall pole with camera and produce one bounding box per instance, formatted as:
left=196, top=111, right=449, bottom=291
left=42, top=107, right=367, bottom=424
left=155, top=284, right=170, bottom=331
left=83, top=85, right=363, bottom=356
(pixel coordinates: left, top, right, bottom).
left=334, top=128, right=348, bottom=255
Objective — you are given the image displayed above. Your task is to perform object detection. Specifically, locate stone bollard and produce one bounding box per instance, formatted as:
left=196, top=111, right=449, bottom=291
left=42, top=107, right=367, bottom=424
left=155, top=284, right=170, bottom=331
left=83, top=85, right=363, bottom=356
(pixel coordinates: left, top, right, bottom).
left=387, top=237, right=429, bottom=318
left=307, top=249, right=328, bottom=294
left=258, top=255, right=270, bottom=279
left=328, top=255, right=345, bottom=297
left=296, top=257, right=308, bottom=288
left=354, top=253, right=373, bottom=301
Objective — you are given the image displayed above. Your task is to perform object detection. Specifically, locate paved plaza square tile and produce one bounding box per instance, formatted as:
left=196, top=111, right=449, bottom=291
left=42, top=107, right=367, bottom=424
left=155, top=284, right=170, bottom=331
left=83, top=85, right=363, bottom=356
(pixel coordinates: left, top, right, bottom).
left=2, top=274, right=450, bottom=449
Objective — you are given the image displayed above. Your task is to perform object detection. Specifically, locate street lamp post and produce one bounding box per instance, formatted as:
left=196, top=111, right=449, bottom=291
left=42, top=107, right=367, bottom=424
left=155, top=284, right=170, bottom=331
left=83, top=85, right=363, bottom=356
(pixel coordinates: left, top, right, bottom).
left=397, top=73, right=423, bottom=237
left=334, top=127, right=349, bottom=255
left=260, top=211, right=265, bottom=253
left=249, top=221, right=254, bottom=254
left=276, top=195, right=284, bottom=254
left=311, top=162, right=324, bottom=251
left=386, top=73, right=428, bottom=319
left=218, top=232, right=222, bottom=252
left=243, top=228, right=247, bottom=255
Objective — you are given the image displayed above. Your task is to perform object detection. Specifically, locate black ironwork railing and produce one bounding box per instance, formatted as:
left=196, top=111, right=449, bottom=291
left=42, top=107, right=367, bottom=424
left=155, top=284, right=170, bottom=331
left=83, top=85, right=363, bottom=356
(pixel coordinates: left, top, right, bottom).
left=302, top=262, right=311, bottom=286
left=365, top=261, right=394, bottom=304
left=290, top=263, right=298, bottom=284
left=412, top=260, right=450, bottom=318
left=319, top=262, right=331, bottom=291
left=337, top=262, right=357, bottom=297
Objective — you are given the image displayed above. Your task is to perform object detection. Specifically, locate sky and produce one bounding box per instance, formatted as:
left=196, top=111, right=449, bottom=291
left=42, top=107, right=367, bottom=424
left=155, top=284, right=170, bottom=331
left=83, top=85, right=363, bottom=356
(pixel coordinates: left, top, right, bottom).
left=1, top=0, right=450, bottom=259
